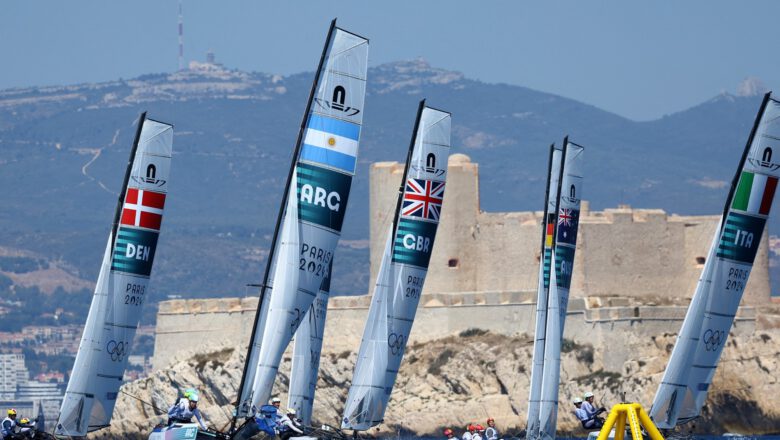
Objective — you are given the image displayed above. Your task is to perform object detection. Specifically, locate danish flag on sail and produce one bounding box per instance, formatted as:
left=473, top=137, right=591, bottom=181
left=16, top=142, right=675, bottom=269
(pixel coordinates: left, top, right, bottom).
left=120, top=188, right=166, bottom=231
left=402, top=178, right=445, bottom=221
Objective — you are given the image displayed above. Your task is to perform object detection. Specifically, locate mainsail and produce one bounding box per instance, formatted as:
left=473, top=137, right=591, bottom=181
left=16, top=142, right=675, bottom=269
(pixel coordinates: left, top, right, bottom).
left=288, top=261, right=332, bottom=426
left=526, top=144, right=563, bottom=439
left=538, top=138, right=584, bottom=440
left=233, top=20, right=369, bottom=420
left=56, top=113, right=173, bottom=436
left=650, top=92, right=780, bottom=428
left=341, top=102, right=451, bottom=431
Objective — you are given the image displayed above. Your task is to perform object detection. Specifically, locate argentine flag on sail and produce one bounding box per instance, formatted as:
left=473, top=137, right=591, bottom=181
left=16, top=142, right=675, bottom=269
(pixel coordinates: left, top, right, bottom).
left=300, top=113, right=360, bottom=174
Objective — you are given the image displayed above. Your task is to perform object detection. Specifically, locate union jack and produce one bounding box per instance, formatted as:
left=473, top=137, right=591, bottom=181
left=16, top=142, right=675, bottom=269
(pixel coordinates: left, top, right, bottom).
left=402, top=178, right=445, bottom=221
left=558, top=208, right=574, bottom=227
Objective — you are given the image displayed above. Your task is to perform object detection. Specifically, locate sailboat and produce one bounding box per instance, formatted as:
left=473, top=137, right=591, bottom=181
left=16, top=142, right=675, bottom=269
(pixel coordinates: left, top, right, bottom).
left=526, top=138, right=585, bottom=440
left=341, top=101, right=451, bottom=432
left=227, top=20, right=368, bottom=438
left=650, top=92, right=780, bottom=430
left=526, top=144, right=563, bottom=440
left=55, top=113, right=174, bottom=437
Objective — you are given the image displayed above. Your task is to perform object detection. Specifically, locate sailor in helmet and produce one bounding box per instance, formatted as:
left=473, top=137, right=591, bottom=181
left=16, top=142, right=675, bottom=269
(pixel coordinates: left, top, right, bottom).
left=2, top=409, right=19, bottom=440
left=167, top=388, right=208, bottom=430
left=278, top=408, right=305, bottom=440
left=269, top=397, right=284, bottom=420
left=17, top=417, right=35, bottom=438
left=581, top=391, right=606, bottom=420
left=484, top=418, right=499, bottom=440
left=574, top=393, right=605, bottom=429
left=462, top=424, right=476, bottom=440
left=443, top=428, right=456, bottom=440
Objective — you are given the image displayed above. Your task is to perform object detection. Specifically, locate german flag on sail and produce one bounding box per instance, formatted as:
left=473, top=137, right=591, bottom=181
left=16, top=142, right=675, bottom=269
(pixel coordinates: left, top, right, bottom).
left=544, top=213, right=555, bottom=248
left=731, top=171, right=778, bottom=215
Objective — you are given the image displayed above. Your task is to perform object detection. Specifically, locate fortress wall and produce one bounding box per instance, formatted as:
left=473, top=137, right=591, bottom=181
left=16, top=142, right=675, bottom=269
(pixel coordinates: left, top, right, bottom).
left=152, top=296, right=757, bottom=374
left=369, top=155, right=772, bottom=305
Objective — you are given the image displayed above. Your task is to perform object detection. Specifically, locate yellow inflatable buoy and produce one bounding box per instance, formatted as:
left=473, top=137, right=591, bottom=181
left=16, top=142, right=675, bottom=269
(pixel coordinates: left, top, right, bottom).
left=596, top=403, right=664, bottom=440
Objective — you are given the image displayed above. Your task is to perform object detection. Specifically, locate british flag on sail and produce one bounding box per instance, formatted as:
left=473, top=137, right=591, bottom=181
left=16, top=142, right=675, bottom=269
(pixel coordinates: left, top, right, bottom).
left=402, top=178, right=445, bottom=221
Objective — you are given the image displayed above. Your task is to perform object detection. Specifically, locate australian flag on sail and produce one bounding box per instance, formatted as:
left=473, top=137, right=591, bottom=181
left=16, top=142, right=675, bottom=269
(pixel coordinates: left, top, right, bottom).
left=402, top=178, right=445, bottom=222
left=557, top=208, right=580, bottom=246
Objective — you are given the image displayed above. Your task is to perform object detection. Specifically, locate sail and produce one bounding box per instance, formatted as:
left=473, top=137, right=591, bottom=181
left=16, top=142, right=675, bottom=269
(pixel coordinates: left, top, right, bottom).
left=341, top=103, right=451, bottom=431
left=538, top=139, right=585, bottom=440
left=526, top=144, right=563, bottom=439
left=651, top=93, right=780, bottom=428
left=236, top=22, right=369, bottom=416
left=288, top=260, right=332, bottom=426
left=56, top=115, right=173, bottom=436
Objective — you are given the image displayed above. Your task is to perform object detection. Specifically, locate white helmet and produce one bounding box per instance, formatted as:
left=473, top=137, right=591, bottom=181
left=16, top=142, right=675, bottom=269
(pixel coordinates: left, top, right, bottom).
left=583, top=392, right=594, bottom=399
left=270, top=397, right=281, bottom=404
left=287, top=408, right=297, bottom=415
left=573, top=397, right=583, bottom=404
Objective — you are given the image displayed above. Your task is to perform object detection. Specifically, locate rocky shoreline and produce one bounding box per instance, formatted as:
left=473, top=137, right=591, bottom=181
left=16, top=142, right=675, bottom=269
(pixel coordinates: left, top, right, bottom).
left=93, top=327, right=780, bottom=439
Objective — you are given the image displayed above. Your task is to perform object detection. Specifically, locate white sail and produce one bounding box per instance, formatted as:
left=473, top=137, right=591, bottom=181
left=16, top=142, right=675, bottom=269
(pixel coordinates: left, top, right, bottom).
left=288, top=261, right=332, bottom=426
left=538, top=140, right=584, bottom=440
left=236, top=24, right=369, bottom=416
left=651, top=94, right=780, bottom=428
left=56, top=116, right=173, bottom=436
left=342, top=104, right=451, bottom=431
left=526, top=145, right=563, bottom=439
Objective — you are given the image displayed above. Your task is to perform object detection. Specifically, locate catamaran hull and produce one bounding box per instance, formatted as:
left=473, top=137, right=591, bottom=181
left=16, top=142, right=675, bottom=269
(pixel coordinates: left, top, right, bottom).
left=149, top=423, right=225, bottom=440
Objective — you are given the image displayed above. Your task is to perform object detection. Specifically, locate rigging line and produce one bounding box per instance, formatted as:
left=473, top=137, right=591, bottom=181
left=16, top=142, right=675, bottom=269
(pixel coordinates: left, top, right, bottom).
left=119, top=389, right=167, bottom=414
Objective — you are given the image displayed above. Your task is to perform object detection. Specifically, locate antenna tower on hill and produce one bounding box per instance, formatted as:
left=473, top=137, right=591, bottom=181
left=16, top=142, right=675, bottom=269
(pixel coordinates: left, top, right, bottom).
left=178, top=0, right=184, bottom=71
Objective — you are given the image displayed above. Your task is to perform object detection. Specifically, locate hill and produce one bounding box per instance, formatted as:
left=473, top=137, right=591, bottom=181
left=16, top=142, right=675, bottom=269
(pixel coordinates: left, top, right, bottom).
left=0, top=59, right=774, bottom=326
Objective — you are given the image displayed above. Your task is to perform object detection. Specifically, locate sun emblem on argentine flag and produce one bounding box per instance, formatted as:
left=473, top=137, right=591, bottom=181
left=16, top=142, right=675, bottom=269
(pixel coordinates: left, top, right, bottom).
left=402, top=178, right=445, bottom=221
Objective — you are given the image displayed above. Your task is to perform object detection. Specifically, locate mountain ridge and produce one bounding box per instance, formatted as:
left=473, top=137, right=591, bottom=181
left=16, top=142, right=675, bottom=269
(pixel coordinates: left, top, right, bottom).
left=0, top=59, right=774, bottom=320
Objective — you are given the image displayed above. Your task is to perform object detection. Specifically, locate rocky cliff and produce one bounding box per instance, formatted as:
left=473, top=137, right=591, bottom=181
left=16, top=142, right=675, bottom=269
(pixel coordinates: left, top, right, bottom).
left=94, top=327, right=780, bottom=439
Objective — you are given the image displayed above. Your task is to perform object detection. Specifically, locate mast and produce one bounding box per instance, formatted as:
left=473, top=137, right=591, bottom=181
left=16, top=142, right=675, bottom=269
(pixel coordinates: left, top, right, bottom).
left=231, top=19, right=338, bottom=430
left=390, top=99, right=426, bottom=237
left=111, top=111, right=146, bottom=243
left=526, top=143, right=558, bottom=438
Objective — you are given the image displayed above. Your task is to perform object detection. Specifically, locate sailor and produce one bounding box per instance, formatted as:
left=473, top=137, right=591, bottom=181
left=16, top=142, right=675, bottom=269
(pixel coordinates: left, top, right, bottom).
left=462, top=424, right=475, bottom=440
left=484, top=418, right=498, bottom=440
left=2, top=409, right=19, bottom=440
left=167, top=389, right=208, bottom=430
left=475, top=424, right=486, bottom=440
left=278, top=408, right=305, bottom=440
left=573, top=396, right=604, bottom=430
left=444, top=428, right=456, bottom=440
left=581, top=392, right=606, bottom=420
left=269, top=397, right=283, bottom=420
left=16, top=418, right=34, bottom=439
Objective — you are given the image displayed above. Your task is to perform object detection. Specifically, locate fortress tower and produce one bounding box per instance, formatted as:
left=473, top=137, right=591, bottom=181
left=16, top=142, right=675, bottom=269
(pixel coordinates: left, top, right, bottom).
left=369, top=154, right=771, bottom=306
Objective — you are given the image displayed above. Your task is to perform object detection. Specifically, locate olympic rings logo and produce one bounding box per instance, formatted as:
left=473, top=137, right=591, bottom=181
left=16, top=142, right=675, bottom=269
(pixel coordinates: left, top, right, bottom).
left=702, top=329, right=723, bottom=351
left=106, top=340, right=127, bottom=362
left=387, top=333, right=406, bottom=355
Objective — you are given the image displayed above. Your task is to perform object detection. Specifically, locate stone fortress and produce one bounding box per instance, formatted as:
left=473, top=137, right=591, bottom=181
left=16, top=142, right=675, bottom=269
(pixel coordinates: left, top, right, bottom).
left=152, top=154, right=772, bottom=370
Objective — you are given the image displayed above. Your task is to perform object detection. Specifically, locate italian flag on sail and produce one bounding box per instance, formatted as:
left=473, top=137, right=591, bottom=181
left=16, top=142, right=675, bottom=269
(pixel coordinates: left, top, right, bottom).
left=732, top=171, right=778, bottom=215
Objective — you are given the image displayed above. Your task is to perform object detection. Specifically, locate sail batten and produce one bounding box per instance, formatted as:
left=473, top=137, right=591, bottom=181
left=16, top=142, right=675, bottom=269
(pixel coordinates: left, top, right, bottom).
left=56, top=114, right=173, bottom=437
left=651, top=93, right=780, bottom=428
left=234, top=22, right=369, bottom=422
left=341, top=103, right=451, bottom=431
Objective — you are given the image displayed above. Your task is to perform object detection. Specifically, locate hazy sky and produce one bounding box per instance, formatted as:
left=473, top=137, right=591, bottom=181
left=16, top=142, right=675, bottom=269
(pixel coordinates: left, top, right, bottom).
left=1, top=1, right=778, bottom=120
